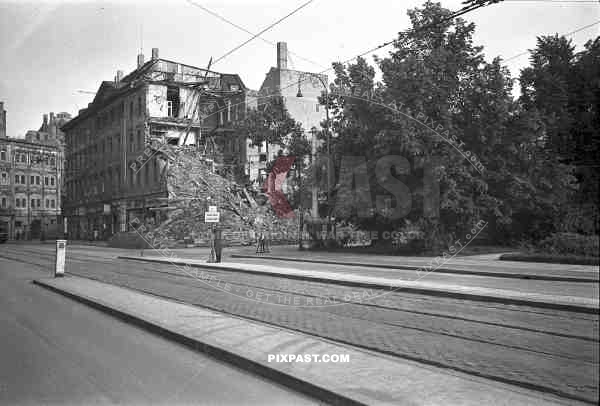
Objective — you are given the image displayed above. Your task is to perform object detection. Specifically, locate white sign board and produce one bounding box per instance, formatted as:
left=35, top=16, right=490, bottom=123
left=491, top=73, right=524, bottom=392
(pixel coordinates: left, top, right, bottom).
left=205, top=212, right=220, bottom=223
left=55, top=240, right=66, bottom=277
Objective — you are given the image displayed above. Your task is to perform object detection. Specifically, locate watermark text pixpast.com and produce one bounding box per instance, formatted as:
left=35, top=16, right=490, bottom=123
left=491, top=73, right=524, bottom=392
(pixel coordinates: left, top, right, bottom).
left=267, top=354, right=350, bottom=363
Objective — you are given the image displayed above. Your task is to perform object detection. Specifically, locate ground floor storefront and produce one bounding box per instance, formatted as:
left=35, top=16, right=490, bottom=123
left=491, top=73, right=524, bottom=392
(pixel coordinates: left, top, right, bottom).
left=65, top=194, right=167, bottom=240
left=0, top=213, right=61, bottom=240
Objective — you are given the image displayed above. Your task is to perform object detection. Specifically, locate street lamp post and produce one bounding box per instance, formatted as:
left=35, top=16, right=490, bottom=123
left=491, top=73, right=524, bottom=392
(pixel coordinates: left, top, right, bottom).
left=296, top=72, right=332, bottom=232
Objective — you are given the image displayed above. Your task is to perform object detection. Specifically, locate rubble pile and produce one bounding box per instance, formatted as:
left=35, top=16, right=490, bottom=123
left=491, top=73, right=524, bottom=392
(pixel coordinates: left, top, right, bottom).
left=151, top=146, right=298, bottom=246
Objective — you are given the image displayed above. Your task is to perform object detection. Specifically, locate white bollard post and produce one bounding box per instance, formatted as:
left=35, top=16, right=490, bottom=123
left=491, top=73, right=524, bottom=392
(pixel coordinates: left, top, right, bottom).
left=55, top=239, right=66, bottom=277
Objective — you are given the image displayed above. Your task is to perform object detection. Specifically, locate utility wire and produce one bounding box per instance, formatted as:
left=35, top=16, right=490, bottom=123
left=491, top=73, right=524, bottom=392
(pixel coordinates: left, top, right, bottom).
left=211, top=0, right=315, bottom=66
left=185, top=0, right=326, bottom=69
left=275, top=0, right=504, bottom=96
left=503, top=20, right=600, bottom=63
left=504, top=0, right=598, bottom=3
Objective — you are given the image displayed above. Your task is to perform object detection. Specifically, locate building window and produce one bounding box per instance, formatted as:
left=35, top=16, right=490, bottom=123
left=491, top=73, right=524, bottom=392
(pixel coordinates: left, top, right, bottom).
left=129, top=133, right=134, bottom=152
left=1, top=197, right=6, bottom=208
left=16, top=198, right=20, bottom=208
left=50, top=177, right=55, bottom=186
left=30, top=176, right=34, bottom=185
left=15, top=175, right=19, bottom=184
left=44, top=176, right=48, bottom=186
left=36, top=176, right=40, bottom=185
left=46, top=199, right=49, bottom=208
left=37, top=199, right=41, bottom=207
left=0, top=149, right=6, bottom=160
left=31, top=198, right=35, bottom=208
left=21, top=154, right=26, bottom=163
left=20, top=175, right=25, bottom=184
left=51, top=199, right=55, bottom=208
left=166, top=87, right=180, bottom=118
left=227, top=100, right=231, bottom=122
left=21, top=198, right=26, bottom=208
left=1, top=172, right=6, bottom=184
left=50, top=157, right=55, bottom=166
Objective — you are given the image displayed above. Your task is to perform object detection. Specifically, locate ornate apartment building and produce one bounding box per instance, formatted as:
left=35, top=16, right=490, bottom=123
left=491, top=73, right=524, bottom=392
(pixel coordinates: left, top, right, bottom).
left=61, top=48, right=250, bottom=239
left=0, top=103, right=65, bottom=240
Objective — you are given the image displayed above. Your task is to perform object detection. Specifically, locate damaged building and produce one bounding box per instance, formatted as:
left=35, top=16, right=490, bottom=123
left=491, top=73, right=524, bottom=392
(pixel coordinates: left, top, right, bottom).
left=61, top=48, right=250, bottom=239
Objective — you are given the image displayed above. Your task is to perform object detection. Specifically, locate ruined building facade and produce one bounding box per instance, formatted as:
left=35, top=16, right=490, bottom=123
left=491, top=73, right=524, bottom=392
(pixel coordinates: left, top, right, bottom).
left=0, top=104, right=64, bottom=240
left=61, top=48, right=250, bottom=239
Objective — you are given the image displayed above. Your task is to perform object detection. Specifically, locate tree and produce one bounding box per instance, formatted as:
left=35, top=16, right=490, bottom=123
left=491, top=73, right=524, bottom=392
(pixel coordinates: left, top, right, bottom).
left=236, top=96, right=301, bottom=160
left=327, top=1, right=497, bottom=249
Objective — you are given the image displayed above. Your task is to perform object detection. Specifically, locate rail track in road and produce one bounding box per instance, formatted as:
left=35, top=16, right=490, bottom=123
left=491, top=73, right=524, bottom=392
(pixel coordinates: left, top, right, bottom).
left=2, top=245, right=599, bottom=404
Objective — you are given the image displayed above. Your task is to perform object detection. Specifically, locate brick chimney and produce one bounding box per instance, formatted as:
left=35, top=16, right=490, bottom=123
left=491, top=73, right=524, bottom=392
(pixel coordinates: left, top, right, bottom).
left=115, top=70, right=124, bottom=84
left=137, top=53, right=145, bottom=68
left=277, top=42, right=287, bottom=70
left=49, top=112, right=56, bottom=138
left=151, top=48, right=159, bottom=61
left=0, top=102, right=5, bottom=138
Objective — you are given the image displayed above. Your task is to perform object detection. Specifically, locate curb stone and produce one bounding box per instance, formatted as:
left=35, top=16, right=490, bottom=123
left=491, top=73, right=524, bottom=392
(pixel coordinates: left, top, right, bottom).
left=118, top=255, right=600, bottom=314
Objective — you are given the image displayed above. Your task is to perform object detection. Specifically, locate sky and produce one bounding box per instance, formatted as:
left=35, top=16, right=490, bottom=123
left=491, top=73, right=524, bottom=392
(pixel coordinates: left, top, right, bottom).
left=0, top=0, right=598, bottom=138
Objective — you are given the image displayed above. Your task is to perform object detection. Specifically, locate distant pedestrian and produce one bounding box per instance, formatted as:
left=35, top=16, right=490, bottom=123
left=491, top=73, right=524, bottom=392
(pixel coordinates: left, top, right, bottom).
left=256, top=231, right=265, bottom=254
left=214, top=228, right=223, bottom=263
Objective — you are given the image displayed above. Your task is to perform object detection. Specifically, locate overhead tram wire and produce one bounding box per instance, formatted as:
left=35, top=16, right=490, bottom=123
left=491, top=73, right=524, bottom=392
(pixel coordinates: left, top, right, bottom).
left=185, top=0, right=327, bottom=69
left=211, top=0, right=315, bottom=66
left=165, top=0, right=503, bottom=151
left=504, top=0, right=598, bottom=3
left=503, top=19, right=600, bottom=63
left=272, top=0, right=506, bottom=97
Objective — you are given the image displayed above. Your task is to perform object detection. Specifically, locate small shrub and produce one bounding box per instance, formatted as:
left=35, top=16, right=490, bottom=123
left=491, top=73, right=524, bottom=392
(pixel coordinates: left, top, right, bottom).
left=534, top=232, right=599, bottom=257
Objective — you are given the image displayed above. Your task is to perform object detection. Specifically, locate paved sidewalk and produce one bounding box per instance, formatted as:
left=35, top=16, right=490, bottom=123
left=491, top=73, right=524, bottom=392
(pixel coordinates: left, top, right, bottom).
left=119, top=255, right=599, bottom=313
left=34, top=276, right=582, bottom=406
left=229, top=246, right=599, bottom=282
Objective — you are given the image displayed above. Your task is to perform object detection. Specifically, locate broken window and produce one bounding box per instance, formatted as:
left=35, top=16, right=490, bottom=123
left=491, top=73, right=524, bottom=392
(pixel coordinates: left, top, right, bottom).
left=167, top=87, right=180, bottom=118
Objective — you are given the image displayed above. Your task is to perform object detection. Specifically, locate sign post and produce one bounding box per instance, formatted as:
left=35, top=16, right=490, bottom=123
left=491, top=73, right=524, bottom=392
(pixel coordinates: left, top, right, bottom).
left=204, top=206, right=220, bottom=223
left=205, top=206, right=220, bottom=263
left=55, top=239, right=66, bottom=277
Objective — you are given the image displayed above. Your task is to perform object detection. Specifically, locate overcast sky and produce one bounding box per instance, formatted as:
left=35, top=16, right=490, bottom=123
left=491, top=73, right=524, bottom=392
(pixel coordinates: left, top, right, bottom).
left=0, top=0, right=598, bottom=138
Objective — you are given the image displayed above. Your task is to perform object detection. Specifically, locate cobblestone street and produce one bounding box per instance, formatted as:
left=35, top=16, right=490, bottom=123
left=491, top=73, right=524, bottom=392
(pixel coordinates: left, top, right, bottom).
left=2, top=245, right=598, bottom=404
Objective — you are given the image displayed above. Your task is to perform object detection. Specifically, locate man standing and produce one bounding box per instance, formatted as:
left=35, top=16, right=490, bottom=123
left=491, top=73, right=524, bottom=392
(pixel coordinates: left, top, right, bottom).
left=214, top=227, right=223, bottom=263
